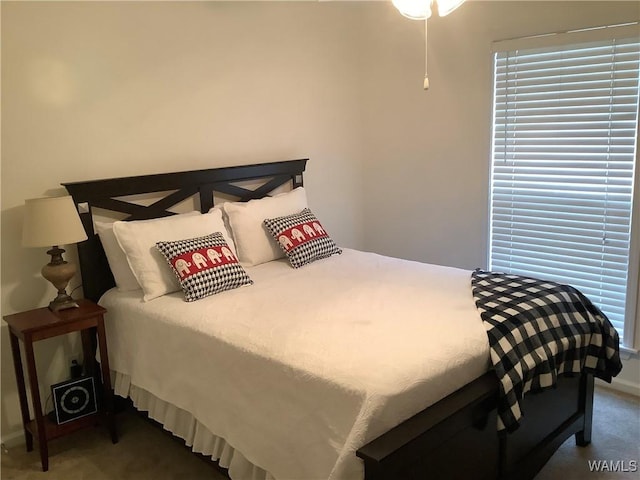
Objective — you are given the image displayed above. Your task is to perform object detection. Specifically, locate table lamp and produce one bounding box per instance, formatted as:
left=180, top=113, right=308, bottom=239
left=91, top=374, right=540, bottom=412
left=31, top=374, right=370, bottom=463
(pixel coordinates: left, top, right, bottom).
left=22, top=195, right=88, bottom=311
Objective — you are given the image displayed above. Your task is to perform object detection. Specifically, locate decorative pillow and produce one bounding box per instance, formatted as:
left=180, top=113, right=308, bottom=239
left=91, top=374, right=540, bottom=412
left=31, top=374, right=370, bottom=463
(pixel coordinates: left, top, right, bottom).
left=156, top=233, right=253, bottom=302
left=113, top=209, right=236, bottom=301
left=223, top=187, right=308, bottom=267
left=263, top=208, right=341, bottom=268
left=95, top=221, right=141, bottom=291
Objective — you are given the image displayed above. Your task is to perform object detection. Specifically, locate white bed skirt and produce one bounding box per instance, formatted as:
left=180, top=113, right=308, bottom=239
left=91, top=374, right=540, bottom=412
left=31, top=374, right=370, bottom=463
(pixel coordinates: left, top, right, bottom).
left=113, top=371, right=275, bottom=480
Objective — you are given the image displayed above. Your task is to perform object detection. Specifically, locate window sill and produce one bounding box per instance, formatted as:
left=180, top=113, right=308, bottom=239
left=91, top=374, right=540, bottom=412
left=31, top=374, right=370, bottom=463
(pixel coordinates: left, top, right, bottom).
left=619, top=345, right=639, bottom=359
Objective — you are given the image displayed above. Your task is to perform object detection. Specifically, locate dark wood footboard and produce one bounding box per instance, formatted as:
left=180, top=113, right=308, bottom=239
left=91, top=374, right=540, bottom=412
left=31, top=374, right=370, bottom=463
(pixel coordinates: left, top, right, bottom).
left=357, top=372, right=594, bottom=480
left=357, top=372, right=499, bottom=480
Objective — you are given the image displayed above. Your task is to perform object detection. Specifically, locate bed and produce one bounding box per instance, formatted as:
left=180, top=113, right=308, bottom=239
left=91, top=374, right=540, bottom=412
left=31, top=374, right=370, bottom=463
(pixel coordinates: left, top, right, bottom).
left=62, top=158, right=619, bottom=480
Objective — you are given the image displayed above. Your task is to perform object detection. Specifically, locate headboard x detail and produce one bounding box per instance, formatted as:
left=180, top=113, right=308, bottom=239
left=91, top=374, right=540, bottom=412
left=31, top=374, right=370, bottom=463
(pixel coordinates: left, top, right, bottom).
left=63, top=159, right=308, bottom=303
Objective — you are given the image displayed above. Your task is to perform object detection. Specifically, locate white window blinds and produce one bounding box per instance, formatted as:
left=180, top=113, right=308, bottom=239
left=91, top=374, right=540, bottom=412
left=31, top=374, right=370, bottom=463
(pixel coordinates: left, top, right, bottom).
left=489, top=35, right=640, bottom=344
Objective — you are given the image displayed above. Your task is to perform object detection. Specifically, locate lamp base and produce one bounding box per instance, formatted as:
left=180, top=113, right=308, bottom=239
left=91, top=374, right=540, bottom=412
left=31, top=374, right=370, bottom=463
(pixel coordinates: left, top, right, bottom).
left=49, top=293, right=80, bottom=312
left=42, top=246, right=79, bottom=312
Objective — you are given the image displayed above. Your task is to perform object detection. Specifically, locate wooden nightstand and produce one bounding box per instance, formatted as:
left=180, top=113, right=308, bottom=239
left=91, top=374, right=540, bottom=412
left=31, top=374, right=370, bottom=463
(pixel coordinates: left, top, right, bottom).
left=4, top=299, right=118, bottom=471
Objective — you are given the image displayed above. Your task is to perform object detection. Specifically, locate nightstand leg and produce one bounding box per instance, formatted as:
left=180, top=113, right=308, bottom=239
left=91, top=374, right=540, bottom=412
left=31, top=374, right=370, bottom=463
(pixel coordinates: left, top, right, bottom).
left=8, top=333, right=33, bottom=452
left=96, top=320, right=118, bottom=444
left=80, top=328, right=96, bottom=374
left=23, top=340, right=48, bottom=472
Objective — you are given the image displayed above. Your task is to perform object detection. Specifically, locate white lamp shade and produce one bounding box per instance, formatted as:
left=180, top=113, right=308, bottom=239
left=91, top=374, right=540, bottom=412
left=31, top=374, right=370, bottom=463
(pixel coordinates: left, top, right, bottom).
left=392, top=0, right=432, bottom=20
left=22, top=196, right=88, bottom=248
left=436, top=0, right=465, bottom=16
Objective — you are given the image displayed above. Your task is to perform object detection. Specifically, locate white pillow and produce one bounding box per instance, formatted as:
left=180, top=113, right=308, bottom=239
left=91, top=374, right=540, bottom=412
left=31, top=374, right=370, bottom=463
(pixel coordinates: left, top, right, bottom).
left=95, top=221, right=143, bottom=292
left=113, top=209, right=236, bottom=301
left=223, top=187, right=307, bottom=266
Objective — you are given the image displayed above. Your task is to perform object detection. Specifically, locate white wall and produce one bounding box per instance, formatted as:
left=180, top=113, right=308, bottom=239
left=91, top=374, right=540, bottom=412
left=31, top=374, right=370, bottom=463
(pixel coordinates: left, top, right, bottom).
left=2, top=0, right=639, bottom=444
left=1, top=1, right=367, bottom=442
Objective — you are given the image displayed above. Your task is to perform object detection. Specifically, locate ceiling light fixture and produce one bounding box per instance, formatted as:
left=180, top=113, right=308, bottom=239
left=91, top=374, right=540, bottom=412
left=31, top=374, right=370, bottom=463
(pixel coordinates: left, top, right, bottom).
left=392, top=0, right=465, bottom=20
left=391, top=0, right=466, bottom=89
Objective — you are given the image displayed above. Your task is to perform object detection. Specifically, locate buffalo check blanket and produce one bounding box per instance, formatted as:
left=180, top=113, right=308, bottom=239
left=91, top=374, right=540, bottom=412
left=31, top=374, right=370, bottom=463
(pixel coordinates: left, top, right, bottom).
left=471, top=269, right=622, bottom=433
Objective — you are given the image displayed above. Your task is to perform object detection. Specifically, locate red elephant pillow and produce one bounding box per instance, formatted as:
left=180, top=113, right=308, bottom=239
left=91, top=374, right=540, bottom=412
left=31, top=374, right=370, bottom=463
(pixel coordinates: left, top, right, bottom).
left=156, top=232, right=253, bottom=301
left=263, top=208, right=341, bottom=268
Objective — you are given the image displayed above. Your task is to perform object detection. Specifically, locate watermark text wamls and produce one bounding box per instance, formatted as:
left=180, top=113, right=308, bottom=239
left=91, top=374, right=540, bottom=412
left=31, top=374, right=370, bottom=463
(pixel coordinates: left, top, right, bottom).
left=588, top=460, right=638, bottom=473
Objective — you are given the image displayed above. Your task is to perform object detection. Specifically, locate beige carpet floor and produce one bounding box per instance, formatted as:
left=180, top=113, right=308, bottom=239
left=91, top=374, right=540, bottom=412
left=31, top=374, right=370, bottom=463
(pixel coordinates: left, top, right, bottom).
left=2, top=386, right=638, bottom=479
left=536, top=386, right=639, bottom=480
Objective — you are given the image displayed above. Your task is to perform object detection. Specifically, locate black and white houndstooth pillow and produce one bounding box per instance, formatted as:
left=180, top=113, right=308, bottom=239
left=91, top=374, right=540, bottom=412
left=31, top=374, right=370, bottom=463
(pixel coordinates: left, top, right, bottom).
left=156, top=232, right=253, bottom=301
left=263, top=208, right=341, bottom=268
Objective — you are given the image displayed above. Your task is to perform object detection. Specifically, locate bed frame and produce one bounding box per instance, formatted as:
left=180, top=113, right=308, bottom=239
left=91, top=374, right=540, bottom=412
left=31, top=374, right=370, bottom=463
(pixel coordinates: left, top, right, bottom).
left=63, top=158, right=594, bottom=480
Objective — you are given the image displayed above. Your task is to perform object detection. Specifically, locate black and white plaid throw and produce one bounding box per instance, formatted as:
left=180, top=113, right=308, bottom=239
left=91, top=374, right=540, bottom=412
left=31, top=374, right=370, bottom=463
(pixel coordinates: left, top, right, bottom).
left=471, top=269, right=622, bottom=433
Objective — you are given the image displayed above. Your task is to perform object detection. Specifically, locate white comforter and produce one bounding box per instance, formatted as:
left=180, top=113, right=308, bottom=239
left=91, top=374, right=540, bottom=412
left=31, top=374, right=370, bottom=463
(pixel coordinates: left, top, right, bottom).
left=100, top=249, right=490, bottom=480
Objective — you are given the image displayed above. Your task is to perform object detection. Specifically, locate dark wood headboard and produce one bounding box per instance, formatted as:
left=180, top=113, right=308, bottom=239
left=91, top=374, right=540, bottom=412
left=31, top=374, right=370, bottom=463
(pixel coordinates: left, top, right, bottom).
left=63, top=159, right=308, bottom=302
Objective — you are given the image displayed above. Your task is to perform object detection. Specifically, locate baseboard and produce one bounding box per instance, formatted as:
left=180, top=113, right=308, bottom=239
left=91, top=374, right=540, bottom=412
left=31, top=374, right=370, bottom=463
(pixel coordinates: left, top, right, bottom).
left=1, top=429, right=25, bottom=449
left=595, top=377, right=640, bottom=397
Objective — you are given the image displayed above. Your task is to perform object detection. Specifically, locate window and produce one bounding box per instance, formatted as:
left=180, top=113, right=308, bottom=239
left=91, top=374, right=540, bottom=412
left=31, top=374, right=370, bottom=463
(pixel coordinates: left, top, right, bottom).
left=489, top=26, right=640, bottom=348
